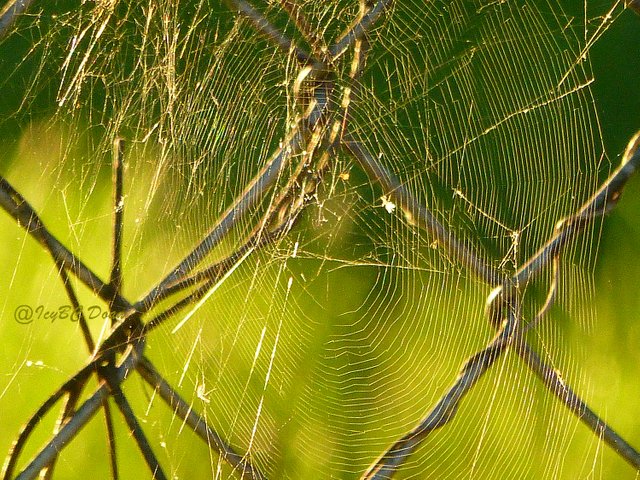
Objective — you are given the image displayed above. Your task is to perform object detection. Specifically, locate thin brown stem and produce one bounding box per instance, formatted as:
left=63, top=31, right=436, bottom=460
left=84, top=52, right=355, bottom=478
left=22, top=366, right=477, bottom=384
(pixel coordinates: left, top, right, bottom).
left=516, top=342, right=640, bottom=468
left=515, top=132, right=640, bottom=286
left=107, top=380, right=167, bottom=480
left=1, top=369, right=92, bottom=480
left=38, top=388, right=82, bottom=480
left=102, top=399, right=119, bottom=480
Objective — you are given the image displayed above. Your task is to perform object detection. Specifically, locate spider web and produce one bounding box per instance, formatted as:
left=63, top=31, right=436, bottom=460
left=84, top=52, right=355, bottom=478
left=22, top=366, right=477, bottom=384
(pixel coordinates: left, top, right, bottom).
left=1, top=1, right=640, bottom=479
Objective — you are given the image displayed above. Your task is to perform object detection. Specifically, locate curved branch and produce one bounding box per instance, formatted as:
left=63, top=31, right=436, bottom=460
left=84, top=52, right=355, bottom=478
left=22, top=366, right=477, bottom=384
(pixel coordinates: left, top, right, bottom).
left=10, top=339, right=145, bottom=480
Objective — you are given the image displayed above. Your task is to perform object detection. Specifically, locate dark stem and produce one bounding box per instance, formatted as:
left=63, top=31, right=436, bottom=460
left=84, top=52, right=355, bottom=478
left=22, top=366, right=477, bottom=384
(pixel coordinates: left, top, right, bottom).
left=102, top=399, right=119, bottom=480
left=515, top=132, right=640, bottom=286
left=1, top=369, right=92, bottom=480
left=0, top=176, right=134, bottom=313
left=362, top=309, right=519, bottom=480
left=330, top=0, right=393, bottom=58
left=107, top=379, right=167, bottom=480
left=0, top=0, right=33, bottom=39
left=516, top=342, right=640, bottom=469
left=223, top=0, right=316, bottom=66
left=110, top=138, right=125, bottom=301
left=343, top=138, right=504, bottom=285
left=38, top=387, right=82, bottom=480
left=136, top=356, right=267, bottom=480
left=12, top=340, right=145, bottom=480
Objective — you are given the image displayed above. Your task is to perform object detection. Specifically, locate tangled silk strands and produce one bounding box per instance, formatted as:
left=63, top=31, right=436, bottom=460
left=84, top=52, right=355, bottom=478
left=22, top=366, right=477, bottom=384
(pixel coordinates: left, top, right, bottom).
left=0, top=1, right=640, bottom=479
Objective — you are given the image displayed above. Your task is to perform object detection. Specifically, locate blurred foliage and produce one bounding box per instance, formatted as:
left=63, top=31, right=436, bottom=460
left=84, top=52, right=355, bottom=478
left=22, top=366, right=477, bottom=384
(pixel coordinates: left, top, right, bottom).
left=1, top=1, right=640, bottom=479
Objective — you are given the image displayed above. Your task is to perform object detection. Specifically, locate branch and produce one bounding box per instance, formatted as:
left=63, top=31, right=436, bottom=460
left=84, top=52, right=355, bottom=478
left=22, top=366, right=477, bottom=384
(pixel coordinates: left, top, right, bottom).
left=516, top=342, right=640, bottom=469
left=136, top=357, right=267, bottom=480
left=330, top=0, right=393, bottom=59
left=38, top=386, right=83, bottom=480
left=343, top=138, right=504, bottom=285
left=107, top=380, right=167, bottom=480
left=0, top=176, right=134, bottom=313
left=515, top=132, right=640, bottom=286
left=223, top=0, right=316, bottom=66
left=136, top=85, right=330, bottom=312
left=1, top=368, right=92, bottom=480
left=9, top=339, right=145, bottom=480
left=362, top=308, right=520, bottom=480
left=0, top=0, right=33, bottom=39
left=110, top=137, right=125, bottom=300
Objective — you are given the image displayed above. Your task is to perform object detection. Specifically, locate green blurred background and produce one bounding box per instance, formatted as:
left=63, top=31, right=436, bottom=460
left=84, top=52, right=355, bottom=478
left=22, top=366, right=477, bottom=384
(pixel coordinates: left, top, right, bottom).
left=1, top=1, right=640, bottom=479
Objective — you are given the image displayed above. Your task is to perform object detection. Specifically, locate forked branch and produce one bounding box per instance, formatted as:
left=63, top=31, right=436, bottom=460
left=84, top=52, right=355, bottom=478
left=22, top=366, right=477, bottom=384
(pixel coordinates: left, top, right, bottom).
left=363, top=308, right=520, bottom=480
left=354, top=133, right=640, bottom=477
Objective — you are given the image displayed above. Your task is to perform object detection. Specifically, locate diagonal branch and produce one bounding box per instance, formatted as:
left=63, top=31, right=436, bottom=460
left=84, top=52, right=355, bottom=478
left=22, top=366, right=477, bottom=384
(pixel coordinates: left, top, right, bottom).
left=514, top=132, right=640, bottom=286
left=223, top=0, right=316, bottom=66
left=0, top=0, right=33, bottom=39
left=1, top=367, right=93, bottom=480
left=343, top=138, right=504, bottom=285
left=358, top=132, right=640, bottom=478
left=137, top=356, right=267, bottom=480
left=362, top=307, right=521, bottom=480
left=516, top=342, right=640, bottom=469
left=8, top=339, right=145, bottom=480
left=136, top=83, right=330, bottom=312
left=330, top=0, right=394, bottom=59
left=107, top=378, right=167, bottom=480
left=0, top=176, right=134, bottom=313
left=38, top=386, right=83, bottom=480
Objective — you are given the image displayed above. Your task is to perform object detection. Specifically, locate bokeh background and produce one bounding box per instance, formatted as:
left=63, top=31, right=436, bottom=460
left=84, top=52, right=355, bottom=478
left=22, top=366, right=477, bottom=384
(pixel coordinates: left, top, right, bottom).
left=1, top=1, right=640, bottom=479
